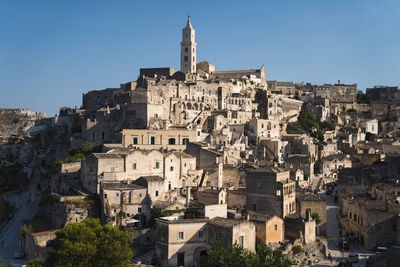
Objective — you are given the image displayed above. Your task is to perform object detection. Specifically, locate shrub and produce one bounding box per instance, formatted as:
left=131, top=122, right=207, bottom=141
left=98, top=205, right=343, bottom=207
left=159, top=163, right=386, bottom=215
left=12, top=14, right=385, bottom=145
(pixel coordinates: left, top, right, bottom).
left=292, top=245, right=303, bottom=254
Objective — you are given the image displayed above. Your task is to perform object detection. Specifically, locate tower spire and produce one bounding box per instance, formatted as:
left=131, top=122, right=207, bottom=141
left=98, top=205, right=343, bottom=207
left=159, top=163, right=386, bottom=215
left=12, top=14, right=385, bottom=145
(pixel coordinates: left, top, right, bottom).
left=185, top=15, right=193, bottom=29
left=180, top=17, right=196, bottom=73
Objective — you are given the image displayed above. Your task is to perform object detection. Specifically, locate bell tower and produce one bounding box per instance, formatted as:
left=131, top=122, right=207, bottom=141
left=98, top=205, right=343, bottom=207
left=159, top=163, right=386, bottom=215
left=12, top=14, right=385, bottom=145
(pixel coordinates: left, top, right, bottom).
left=180, top=16, right=196, bottom=74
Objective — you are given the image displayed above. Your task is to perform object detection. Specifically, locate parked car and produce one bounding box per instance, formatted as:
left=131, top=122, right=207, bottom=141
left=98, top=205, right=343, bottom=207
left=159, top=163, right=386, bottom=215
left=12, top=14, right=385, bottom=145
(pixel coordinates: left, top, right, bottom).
left=13, top=252, right=25, bottom=259
left=339, top=241, right=350, bottom=250
left=374, top=246, right=387, bottom=254
left=348, top=253, right=359, bottom=263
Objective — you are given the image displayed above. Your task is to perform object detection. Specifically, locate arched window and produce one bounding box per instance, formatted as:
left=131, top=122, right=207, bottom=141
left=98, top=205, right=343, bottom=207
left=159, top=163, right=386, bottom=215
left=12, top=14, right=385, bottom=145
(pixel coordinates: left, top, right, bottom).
left=168, top=138, right=176, bottom=145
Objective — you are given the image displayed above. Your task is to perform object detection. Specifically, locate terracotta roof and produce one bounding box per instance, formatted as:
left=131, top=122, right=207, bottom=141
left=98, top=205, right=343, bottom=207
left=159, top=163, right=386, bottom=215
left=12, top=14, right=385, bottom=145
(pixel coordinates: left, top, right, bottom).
left=93, top=153, right=122, bottom=159
left=246, top=166, right=288, bottom=174
left=102, top=182, right=145, bottom=190
left=297, top=193, right=324, bottom=202
left=211, top=69, right=260, bottom=75
left=247, top=211, right=274, bottom=222
left=208, top=217, right=244, bottom=228
left=31, top=230, right=56, bottom=236
left=321, top=154, right=349, bottom=162
left=137, top=175, right=164, bottom=182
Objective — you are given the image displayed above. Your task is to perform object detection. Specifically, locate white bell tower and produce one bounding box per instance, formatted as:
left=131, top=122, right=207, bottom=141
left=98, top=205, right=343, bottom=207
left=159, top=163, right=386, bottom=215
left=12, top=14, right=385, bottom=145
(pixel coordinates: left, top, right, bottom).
left=180, top=16, right=196, bottom=74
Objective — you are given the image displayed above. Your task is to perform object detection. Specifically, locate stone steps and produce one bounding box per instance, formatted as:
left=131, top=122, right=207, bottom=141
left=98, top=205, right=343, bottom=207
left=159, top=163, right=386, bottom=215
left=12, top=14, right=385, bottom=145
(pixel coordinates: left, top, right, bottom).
left=131, top=250, right=156, bottom=265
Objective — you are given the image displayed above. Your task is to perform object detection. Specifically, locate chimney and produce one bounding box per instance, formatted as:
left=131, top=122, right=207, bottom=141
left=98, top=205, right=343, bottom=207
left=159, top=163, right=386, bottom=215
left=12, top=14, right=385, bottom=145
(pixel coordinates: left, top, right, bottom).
left=217, top=160, right=223, bottom=188
left=186, top=186, right=191, bottom=206
left=306, top=208, right=312, bottom=221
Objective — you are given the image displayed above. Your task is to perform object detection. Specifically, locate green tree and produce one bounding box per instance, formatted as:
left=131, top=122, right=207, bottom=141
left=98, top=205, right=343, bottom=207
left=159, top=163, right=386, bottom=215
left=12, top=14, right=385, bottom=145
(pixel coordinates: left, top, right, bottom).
left=203, top=240, right=292, bottom=267
left=0, top=256, right=13, bottom=267
left=311, top=212, right=321, bottom=225
left=26, top=258, right=43, bottom=267
left=253, top=242, right=293, bottom=267
left=45, top=219, right=133, bottom=267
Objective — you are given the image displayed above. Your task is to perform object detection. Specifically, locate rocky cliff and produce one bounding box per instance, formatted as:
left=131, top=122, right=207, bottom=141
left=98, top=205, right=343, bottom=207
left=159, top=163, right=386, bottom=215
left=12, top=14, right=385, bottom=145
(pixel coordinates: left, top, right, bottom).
left=0, top=108, right=46, bottom=137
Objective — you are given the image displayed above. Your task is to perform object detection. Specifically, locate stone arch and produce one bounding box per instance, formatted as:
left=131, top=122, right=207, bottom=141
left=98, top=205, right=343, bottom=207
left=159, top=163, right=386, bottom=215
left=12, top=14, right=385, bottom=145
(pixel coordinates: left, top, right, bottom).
left=200, top=103, right=203, bottom=110
left=187, top=102, right=192, bottom=110
left=193, top=246, right=209, bottom=267
left=194, top=103, right=199, bottom=110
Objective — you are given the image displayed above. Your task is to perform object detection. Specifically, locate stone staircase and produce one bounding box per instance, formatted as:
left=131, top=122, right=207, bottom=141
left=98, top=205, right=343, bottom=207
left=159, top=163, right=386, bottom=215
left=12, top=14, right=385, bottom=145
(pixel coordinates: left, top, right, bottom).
left=131, top=250, right=156, bottom=265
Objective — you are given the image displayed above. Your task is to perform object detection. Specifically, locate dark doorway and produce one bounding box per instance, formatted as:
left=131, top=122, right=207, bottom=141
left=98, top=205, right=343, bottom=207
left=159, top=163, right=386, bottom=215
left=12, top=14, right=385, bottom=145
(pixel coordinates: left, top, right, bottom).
left=177, top=252, right=185, bottom=266
left=199, top=250, right=208, bottom=264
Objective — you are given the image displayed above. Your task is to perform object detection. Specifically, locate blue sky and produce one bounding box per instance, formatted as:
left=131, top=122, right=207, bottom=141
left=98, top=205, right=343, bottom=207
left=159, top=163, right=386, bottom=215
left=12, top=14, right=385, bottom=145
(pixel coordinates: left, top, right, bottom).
left=0, top=0, right=399, bottom=116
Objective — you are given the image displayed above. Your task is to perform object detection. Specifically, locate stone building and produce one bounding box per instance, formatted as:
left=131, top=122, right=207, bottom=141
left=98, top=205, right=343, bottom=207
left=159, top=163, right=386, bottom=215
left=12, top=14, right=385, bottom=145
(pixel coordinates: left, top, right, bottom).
left=207, top=217, right=256, bottom=252
left=314, top=81, right=357, bottom=107
left=266, top=81, right=296, bottom=96
left=296, top=193, right=327, bottom=235
left=319, top=154, right=352, bottom=180
left=249, top=118, right=280, bottom=139
left=359, top=118, right=379, bottom=135
left=156, top=217, right=209, bottom=267
left=121, top=128, right=198, bottom=150
left=246, top=167, right=296, bottom=218
left=340, top=198, right=400, bottom=249
left=284, top=209, right=316, bottom=244
left=155, top=215, right=256, bottom=267
left=366, top=86, right=398, bottom=102
left=81, top=149, right=199, bottom=194
left=100, top=181, right=150, bottom=226
left=247, top=211, right=284, bottom=244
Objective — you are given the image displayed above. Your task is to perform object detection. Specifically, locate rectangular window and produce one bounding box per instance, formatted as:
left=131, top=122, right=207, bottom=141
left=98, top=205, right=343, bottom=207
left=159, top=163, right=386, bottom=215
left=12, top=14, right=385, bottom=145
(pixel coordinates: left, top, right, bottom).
left=178, top=232, right=184, bottom=240
left=170, top=166, right=174, bottom=171
left=133, top=137, right=138, bottom=144
left=257, top=180, right=262, bottom=189
left=116, top=192, right=119, bottom=197
left=182, top=180, right=186, bottom=187
left=185, top=47, right=188, bottom=52
left=239, top=236, right=244, bottom=247
left=111, top=167, right=115, bottom=173
left=155, top=191, right=159, bottom=197
left=138, top=207, right=142, bottom=213
left=189, top=163, right=192, bottom=170
left=184, top=56, right=188, bottom=62
left=182, top=138, right=189, bottom=145
left=168, top=138, right=176, bottom=145
left=216, top=233, right=224, bottom=240
left=150, top=136, right=155, bottom=145
left=132, top=163, right=136, bottom=170
left=253, top=204, right=256, bottom=211
left=155, top=162, right=160, bottom=169
left=274, top=224, right=277, bottom=231
left=198, top=230, right=204, bottom=239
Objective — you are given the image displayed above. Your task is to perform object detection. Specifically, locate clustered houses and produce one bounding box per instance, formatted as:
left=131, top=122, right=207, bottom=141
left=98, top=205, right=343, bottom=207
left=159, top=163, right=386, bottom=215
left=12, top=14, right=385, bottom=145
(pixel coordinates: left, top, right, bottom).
left=337, top=157, right=400, bottom=250
left=13, top=16, right=400, bottom=265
